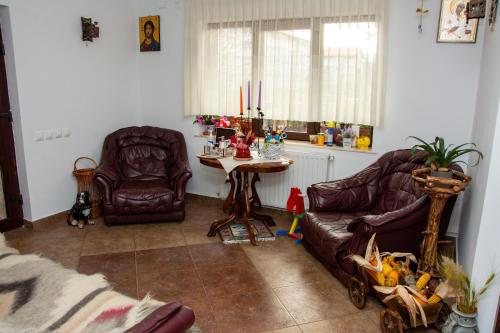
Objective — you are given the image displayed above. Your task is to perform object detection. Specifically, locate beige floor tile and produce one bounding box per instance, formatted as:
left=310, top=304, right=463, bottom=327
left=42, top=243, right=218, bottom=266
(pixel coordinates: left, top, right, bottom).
left=134, top=226, right=186, bottom=250
left=274, top=280, right=360, bottom=324
left=300, top=312, right=381, bottom=333
left=182, top=224, right=220, bottom=245
left=81, top=228, right=135, bottom=255
left=260, top=326, right=303, bottom=333
left=253, top=254, right=330, bottom=288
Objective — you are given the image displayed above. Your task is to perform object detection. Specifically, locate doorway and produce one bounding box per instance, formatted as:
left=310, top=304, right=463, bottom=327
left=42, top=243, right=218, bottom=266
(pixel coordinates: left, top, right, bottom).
left=0, top=25, right=23, bottom=232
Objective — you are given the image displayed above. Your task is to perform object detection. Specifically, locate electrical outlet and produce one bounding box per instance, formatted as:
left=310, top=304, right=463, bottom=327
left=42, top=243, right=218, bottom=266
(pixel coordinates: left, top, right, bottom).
left=44, top=130, right=53, bottom=140
left=62, top=128, right=71, bottom=137
left=34, top=131, right=44, bottom=142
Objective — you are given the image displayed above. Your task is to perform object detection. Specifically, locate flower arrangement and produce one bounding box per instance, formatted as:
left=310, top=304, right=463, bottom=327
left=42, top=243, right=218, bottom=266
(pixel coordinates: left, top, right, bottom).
left=193, top=115, right=231, bottom=128
left=264, top=126, right=287, bottom=144
left=438, top=256, right=496, bottom=314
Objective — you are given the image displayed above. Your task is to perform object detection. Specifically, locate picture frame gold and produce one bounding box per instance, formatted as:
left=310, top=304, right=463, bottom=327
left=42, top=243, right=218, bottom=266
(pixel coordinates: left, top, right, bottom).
left=139, top=15, right=160, bottom=52
left=437, top=0, right=479, bottom=43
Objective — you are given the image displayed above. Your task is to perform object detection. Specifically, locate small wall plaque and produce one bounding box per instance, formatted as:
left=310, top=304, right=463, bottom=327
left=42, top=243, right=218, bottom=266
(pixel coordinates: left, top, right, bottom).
left=466, top=0, right=487, bottom=22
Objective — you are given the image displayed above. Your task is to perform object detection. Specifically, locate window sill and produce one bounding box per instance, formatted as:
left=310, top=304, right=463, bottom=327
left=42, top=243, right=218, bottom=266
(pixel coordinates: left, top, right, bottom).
left=194, top=134, right=376, bottom=155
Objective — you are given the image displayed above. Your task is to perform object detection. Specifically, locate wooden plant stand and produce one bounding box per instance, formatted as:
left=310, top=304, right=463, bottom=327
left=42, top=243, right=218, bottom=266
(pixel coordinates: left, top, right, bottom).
left=412, top=168, right=471, bottom=275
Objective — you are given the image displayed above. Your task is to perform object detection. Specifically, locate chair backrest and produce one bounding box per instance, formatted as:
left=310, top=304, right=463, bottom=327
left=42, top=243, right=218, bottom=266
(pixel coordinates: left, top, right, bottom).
left=101, top=126, right=189, bottom=181
left=370, top=150, right=428, bottom=214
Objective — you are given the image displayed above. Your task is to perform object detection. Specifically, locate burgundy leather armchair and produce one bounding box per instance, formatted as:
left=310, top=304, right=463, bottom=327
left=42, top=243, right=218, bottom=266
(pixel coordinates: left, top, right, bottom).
left=302, top=149, right=459, bottom=286
left=94, top=126, right=192, bottom=225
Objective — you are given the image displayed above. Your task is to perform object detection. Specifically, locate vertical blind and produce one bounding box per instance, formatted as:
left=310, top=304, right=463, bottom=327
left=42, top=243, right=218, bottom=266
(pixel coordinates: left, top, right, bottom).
left=184, top=0, right=386, bottom=126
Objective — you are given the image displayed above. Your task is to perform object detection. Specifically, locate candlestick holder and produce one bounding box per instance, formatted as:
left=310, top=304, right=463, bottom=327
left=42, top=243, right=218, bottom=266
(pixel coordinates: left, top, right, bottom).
left=257, top=107, right=264, bottom=157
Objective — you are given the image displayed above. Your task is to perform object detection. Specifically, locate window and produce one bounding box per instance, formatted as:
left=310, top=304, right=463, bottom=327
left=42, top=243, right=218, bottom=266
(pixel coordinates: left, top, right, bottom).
left=185, top=0, right=386, bottom=127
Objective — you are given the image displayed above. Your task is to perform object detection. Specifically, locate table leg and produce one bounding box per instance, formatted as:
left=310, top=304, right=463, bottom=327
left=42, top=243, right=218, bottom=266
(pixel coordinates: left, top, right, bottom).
left=250, top=173, right=262, bottom=208
left=241, top=172, right=257, bottom=245
left=207, top=213, right=236, bottom=237
left=222, top=172, right=236, bottom=213
left=234, top=171, right=243, bottom=218
left=250, top=209, right=276, bottom=227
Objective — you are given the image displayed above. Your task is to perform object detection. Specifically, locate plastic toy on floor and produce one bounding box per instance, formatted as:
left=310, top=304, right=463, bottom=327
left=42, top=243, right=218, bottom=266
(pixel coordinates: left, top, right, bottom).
left=276, top=187, right=304, bottom=244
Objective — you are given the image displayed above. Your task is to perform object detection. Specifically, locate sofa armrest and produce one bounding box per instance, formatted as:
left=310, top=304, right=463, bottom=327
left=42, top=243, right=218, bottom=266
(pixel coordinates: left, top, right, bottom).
left=348, top=197, right=430, bottom=256
left=347, top=196, right=429, bottom=232
left=172, top=170, right=192, bottom=201
left=125, top=302, right=195, bottom=333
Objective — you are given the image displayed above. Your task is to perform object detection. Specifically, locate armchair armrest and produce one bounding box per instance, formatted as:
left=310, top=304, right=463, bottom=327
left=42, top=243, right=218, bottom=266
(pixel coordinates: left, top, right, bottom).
left=307, top=168, right=380, bottom=212
left=125, top=302, right=195, bottom=333
left=93, top=164, right=122, bottom=205
left=172, top=169, right=192, bottom=201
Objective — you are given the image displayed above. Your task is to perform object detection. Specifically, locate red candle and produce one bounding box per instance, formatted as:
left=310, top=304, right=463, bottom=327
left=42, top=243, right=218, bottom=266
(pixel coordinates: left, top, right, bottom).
left=240, top=86, right=243, bottom=115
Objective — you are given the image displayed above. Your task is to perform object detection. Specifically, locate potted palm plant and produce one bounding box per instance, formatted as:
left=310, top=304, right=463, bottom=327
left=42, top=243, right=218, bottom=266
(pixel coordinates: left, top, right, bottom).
left=439, top=256, right=496, bottom=333
left=408, top=136, right=483, bottom=178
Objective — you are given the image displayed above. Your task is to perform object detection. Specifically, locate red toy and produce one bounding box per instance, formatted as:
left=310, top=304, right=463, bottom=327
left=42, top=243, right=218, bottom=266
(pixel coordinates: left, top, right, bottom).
left=276, top=187, right=305, bottom=243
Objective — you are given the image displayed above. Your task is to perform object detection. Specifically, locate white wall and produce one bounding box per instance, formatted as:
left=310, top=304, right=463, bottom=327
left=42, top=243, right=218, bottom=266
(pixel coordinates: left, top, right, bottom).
left=459, top=18, right=500, bottom=332
left=0, top=0, right=140, bottom=220
left=134, top=0, right=485, bottom=235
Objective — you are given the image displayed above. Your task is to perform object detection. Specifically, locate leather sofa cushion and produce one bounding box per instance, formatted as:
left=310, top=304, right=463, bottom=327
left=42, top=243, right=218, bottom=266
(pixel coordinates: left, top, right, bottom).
left=114, top=180, right=173, bottom=214
left=302, top=211, right=369, bottom=266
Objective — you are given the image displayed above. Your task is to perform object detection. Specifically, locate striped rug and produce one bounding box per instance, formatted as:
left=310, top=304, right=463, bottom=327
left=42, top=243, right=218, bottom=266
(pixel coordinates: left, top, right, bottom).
left=0, top=234, right=173, bottom=333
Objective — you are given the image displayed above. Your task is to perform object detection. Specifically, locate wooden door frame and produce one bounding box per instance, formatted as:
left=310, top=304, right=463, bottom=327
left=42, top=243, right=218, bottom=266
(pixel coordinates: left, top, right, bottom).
left=0, top=24, right=24, bottom=232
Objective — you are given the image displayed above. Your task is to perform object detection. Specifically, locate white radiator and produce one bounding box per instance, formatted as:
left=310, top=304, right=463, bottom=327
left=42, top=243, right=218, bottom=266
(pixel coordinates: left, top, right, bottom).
left=256, top=148, right=334, bottom=209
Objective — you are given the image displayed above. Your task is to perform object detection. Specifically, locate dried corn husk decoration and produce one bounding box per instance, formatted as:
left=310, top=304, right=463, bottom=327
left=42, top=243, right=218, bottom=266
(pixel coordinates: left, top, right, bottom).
left=350, top=233, right=383, bottom=272
left=374, top=285, right=428, bottom=327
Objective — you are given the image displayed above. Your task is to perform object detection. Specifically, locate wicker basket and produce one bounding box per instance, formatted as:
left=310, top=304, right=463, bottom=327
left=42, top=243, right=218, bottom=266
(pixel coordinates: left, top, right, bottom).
left=72, top=157, right=102, bottom=218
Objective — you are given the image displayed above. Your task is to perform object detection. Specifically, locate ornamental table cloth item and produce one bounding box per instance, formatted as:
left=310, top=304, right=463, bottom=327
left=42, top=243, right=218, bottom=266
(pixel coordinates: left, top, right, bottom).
left=217, top=150, right=290, bottom=173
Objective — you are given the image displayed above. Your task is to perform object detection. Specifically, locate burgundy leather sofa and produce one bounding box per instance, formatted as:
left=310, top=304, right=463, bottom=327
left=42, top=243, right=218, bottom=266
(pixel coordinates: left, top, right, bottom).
left=94, top=126, right=192, bottom=225
left=302, top=149, right=459, bottom=286
left=126, top=302, right=195, bottom=333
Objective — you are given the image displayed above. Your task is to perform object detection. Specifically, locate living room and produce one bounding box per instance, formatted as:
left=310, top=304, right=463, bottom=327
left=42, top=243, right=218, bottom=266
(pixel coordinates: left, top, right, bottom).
left=0, top=0, right=499, bottom=332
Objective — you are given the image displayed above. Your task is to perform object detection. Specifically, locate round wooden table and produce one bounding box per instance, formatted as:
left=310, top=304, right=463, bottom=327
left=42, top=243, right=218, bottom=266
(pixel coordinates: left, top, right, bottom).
left=198, top=156, right=293, bottom=245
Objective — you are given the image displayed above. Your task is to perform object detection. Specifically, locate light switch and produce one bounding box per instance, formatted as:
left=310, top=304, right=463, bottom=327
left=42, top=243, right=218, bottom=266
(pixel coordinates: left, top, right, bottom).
left=62, top=128, right=71, bottom=137
left=34, top=131, right=44, bottom=142
left=44, top=130, right=53, bottom=140
left=55, top=128, right=63, bottom=138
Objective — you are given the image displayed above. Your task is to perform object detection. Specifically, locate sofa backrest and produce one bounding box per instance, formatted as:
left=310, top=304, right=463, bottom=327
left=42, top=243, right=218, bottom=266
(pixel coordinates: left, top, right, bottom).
left=102, top=126, right=188, bottom=181
left=370, top=150, right=428, bottom=214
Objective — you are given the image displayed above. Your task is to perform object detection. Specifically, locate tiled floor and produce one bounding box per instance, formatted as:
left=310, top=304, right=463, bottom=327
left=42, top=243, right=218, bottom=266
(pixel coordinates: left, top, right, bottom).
left=4, top=195, right=436, bottom=333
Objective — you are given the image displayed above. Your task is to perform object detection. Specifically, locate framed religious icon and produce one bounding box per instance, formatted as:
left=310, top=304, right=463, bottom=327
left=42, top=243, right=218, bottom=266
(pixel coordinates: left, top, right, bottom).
left=139, top=16, right=160, bottom=52
left=437, top=0, right=479, bottom=43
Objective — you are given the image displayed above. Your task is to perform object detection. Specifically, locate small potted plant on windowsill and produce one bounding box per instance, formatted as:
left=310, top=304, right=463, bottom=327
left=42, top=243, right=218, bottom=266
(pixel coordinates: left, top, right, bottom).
left=408, top=136, right=483, bottom=179
left=438, top=256, right=497, bottom=333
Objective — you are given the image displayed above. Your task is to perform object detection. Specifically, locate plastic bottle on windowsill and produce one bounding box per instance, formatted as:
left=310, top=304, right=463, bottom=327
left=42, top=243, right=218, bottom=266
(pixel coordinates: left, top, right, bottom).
left=326, top=121, right=335, bottom=147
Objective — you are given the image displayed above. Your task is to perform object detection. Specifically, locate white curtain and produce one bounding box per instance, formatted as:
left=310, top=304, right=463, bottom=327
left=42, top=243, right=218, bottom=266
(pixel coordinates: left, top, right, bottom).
left=184, top=0, right=386, bottom=126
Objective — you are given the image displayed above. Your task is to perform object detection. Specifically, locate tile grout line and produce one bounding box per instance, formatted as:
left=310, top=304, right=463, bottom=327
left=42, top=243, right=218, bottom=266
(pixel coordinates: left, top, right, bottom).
left=186, top=243, right=222, bottom=333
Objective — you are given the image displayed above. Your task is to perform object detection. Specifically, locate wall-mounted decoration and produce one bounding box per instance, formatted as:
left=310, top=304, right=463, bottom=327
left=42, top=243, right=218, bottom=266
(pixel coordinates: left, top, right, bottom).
left=489, top=0, right=498, bottom=31
left=437, top=0, right=478, bottom=43
left=139, top=16, right=160, bottom=52
left=466, top=0, right=487, bottom=22
left=81, top=17, right=99, bottom=42
left=416, top=0, right=430, bottom=33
